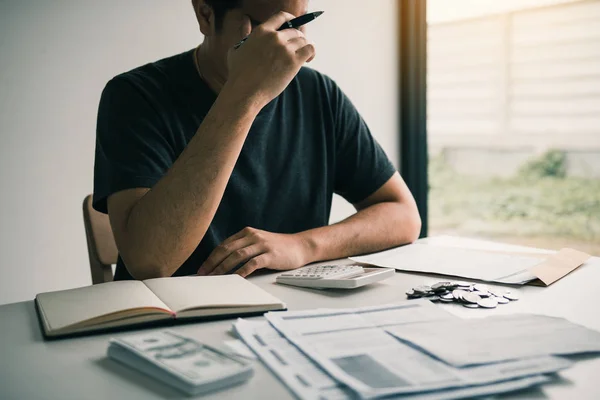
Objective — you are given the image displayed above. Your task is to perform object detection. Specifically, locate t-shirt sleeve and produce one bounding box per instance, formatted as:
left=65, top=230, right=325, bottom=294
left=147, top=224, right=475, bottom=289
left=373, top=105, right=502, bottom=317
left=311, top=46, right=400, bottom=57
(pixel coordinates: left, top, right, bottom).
left=329, top=79, right=397, bottom=204
left=93, top=78, right=174, bottom=213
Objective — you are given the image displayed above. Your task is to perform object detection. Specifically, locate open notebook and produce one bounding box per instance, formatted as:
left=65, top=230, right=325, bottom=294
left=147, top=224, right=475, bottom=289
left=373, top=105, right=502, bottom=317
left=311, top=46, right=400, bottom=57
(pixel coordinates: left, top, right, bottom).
left=35, top=275, right=286, bottom=338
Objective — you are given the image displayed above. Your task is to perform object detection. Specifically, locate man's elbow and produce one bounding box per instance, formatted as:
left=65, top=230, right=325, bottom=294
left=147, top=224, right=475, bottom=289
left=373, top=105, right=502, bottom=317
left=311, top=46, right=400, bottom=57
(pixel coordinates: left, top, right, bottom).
left=400, top=203, right=422, bottom=244
left=407, top=208, right=422, bottom=243
left=120, top=251, right=172, bottom=280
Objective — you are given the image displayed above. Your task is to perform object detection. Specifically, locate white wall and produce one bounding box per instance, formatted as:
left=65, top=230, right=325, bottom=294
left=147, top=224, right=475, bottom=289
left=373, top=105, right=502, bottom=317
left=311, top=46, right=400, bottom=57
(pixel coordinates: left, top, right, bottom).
left=0, top=0, right=398, bottom=305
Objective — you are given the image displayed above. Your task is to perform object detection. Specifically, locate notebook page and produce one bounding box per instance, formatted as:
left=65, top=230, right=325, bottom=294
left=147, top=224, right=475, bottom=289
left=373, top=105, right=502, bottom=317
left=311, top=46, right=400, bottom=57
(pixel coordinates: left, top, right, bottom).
left=143, top=275, right=285, bottom=314
left=36, top=280, right=171, bottom=331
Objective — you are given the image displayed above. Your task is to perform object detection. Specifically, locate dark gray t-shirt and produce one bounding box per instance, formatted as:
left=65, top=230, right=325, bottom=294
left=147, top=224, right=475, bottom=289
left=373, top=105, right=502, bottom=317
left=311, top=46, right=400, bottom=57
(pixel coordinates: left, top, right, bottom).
left=93, top=49, right=396, bottom=280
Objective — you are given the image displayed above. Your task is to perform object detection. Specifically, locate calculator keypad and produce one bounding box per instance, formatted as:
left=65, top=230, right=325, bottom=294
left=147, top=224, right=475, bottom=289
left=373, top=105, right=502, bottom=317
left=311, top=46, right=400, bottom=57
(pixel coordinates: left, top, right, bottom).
left=279, top=265, right=365, bottom=280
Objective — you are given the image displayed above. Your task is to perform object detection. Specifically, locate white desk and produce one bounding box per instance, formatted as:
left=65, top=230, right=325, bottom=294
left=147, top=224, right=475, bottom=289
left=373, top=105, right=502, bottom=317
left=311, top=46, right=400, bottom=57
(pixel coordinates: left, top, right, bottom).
left=1, top=236, right=599, bottom=400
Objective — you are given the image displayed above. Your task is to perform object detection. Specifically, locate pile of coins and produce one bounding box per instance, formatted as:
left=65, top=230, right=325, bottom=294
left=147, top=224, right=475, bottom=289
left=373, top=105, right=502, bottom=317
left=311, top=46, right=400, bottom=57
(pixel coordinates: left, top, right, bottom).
left=406, top=281, right=519, bottom=309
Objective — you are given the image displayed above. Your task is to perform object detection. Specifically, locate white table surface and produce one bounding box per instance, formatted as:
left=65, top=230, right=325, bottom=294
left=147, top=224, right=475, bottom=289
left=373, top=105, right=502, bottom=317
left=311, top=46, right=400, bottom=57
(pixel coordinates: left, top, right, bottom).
left=1, top=236, right=599, bottom=400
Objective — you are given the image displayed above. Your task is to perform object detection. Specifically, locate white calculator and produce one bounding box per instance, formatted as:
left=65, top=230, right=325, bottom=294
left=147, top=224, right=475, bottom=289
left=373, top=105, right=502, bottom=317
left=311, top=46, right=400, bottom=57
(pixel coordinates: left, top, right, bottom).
left=276, top=264, right=395, bottom=289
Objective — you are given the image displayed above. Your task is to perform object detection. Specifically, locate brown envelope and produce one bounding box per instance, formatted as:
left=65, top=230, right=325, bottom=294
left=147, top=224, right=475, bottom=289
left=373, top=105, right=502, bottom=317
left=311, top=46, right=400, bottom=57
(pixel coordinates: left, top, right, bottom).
left=527, top=248, right=592, bottom=286
left=461, top=247, right=591, bottom=286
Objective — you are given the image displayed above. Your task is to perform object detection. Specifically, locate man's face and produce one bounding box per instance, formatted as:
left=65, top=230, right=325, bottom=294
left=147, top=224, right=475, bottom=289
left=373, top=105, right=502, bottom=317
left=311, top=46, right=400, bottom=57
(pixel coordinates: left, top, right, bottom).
left=210, top=0, right=309, bottom=62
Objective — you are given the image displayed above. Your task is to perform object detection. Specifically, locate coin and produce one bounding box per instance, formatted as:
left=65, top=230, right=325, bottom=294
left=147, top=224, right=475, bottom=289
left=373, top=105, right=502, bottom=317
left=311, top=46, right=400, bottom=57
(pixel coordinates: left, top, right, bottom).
left=440, top=292, right=454, bottom=300
left=407, top=282, right=519, bottom=310
left=503, top=291, right=520, bottom=301
left=474, top=284, right=489, bottom=293
left=478, top=297, right=498, bottom=309
left=462, top=293, right=482, bottom=304
left=414, top=285, right=432, bottom=294
left=453, top=281, right=471, bottom=288
left=452, top=289, right=467, bottom=300
left=431, top=282, right=449, bottom=291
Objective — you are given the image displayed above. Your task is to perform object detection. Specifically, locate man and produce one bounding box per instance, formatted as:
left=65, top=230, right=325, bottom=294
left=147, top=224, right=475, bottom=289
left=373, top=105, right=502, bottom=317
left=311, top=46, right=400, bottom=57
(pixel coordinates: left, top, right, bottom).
left=93, top=0, right=421, bottom=281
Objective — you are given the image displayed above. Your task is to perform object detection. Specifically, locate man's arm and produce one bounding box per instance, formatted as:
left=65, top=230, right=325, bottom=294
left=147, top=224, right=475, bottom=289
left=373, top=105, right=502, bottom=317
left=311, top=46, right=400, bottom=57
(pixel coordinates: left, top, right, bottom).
left=106, top=12, right=315, bottom=280
left=299, top=172, right=421, bottom=264
left=107, top=93, right=259, bottom=280
left=197, top=172, right=421, bottom=277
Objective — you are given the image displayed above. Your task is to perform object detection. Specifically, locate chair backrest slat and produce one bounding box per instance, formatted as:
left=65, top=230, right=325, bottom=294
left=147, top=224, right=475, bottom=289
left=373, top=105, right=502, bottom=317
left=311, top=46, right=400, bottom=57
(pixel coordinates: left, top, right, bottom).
left=83, top=195, right=117, bottom=284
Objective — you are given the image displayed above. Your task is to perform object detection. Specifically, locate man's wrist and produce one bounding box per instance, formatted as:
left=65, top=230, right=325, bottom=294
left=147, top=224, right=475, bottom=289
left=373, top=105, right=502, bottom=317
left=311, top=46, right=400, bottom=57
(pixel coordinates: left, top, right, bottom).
left=219, top=81, right=266, bottom=116
left=295, top=231, right=320, bottom=266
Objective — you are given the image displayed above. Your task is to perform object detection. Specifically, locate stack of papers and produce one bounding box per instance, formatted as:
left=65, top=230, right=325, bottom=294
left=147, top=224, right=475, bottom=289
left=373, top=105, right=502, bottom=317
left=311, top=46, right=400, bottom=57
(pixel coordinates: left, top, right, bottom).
left=232, top=301, right=600, bottom=399
left=385, top=314, right=600, bottom=366
left=350, top=243, right=590, bottom=286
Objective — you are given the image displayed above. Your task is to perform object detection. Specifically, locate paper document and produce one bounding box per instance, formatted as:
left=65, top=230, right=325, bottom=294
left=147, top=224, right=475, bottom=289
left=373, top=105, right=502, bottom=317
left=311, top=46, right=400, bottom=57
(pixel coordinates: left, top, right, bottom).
left=351, top=243, right=589, bottom=285
left=233, top=318, right=553, bottom=400
left=420, top=235, right=552, bottom=255
left=264, top=301, right=571, bottom=399
left=351, top=243, right=541, bottom=284
left=386, top=314, right=600, bottom=367
left=233, top=319, right=352, bottom=400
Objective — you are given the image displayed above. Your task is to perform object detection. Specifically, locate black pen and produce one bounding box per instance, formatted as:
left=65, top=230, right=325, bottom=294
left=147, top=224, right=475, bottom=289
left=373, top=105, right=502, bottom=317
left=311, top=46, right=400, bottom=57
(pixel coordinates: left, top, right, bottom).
left=234, top=11, right=324, bottom=50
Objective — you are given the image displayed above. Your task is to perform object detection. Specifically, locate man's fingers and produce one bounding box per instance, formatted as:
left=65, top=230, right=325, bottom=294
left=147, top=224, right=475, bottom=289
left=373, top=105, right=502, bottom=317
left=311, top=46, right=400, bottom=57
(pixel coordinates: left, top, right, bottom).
left=239, top=14, right=252, bottom=41
left=197, top=236, right=253, bottom=275
left=278, top=28, right=304, bottom=42
left=235, top=254, right=270, bottom=278
left=287, top=37, right=308, bottom=52
left=208, top=244, right=265, bottom=276
left=261, top=11, right=296, bottom=31
left=219, top=226, right=259, bottom=248
left=221, top=229, right=248, bottom=246
left=296, top=43, right=316, bottom=63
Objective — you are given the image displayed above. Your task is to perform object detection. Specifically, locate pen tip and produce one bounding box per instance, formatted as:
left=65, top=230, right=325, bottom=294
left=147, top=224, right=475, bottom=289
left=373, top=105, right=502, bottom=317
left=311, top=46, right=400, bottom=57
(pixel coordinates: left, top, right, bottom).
left=314, top=11, right=324, bottom=17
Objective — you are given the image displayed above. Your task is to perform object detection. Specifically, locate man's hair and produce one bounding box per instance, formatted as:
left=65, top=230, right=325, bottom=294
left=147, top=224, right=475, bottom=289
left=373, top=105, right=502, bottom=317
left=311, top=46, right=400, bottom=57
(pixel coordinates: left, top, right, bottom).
left=193, top=0, right=243, bottom=31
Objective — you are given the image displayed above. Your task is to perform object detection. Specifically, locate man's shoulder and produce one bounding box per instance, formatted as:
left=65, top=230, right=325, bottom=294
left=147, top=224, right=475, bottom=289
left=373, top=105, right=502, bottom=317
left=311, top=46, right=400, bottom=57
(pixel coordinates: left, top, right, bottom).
left=104, top=49, right=194, bottom=97
left=293, top=67, right=342, bottom=106
left=297, top=67, right=335, bottom=88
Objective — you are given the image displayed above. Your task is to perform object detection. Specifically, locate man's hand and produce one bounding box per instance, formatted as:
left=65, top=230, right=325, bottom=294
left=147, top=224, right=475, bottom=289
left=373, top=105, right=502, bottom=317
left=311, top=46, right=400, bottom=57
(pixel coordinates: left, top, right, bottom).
left=197, top=227, right=310, bottom=277
left=224, top=11, right=316, bottom=110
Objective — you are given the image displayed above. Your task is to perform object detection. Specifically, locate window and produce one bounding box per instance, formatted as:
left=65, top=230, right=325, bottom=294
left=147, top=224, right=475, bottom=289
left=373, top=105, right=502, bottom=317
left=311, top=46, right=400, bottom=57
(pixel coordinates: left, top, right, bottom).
left=427, top=0, right=600, bottom=254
